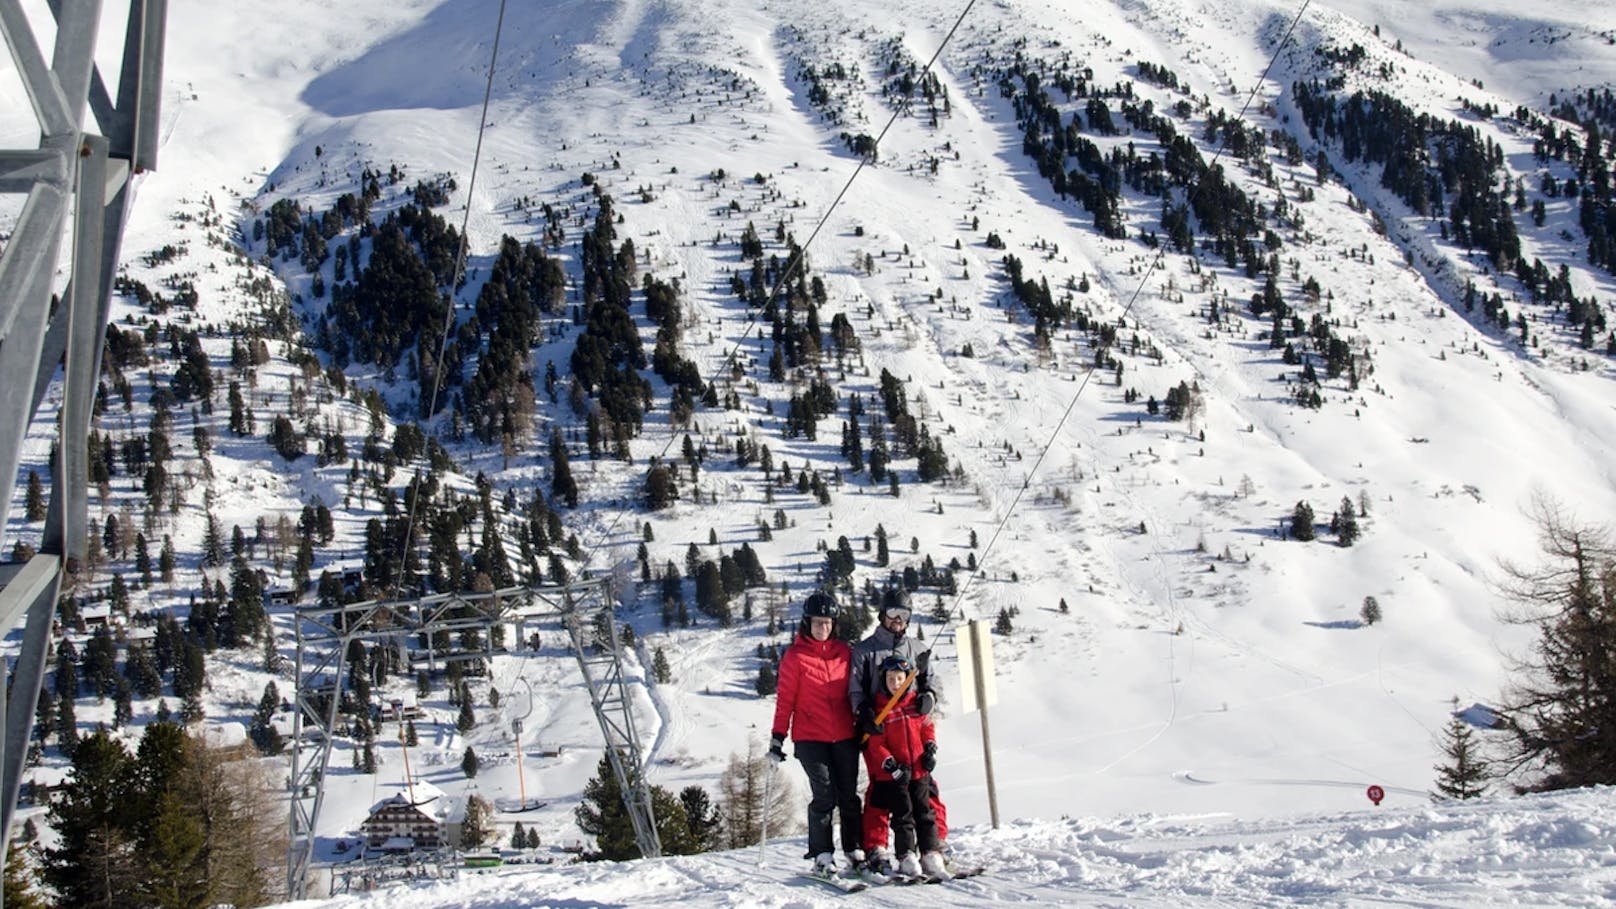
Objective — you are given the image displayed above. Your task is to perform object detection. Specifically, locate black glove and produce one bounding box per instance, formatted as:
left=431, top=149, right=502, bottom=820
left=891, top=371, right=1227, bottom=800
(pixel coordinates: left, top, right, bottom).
left=916, top=689, right=936, bottom=716
left=767, top=733, right=787, bottom=764
left=857, top=703, right=883, bottom=736
left=920, top=741, right=937, bottom=772
left=882, top=756, right=907, bottom=782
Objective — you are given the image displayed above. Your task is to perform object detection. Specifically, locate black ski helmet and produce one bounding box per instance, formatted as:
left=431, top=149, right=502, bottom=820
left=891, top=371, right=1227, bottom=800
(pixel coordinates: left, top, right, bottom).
left=803, top=591, right=839, bottom=620
left=879, top=588, right=912, bottom=618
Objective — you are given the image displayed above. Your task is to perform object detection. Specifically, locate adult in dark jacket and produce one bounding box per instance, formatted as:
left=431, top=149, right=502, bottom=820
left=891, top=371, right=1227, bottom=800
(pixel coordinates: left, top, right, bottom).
left=770, top=591, right=863, bottom=874
left=848, top=589, right=937, bottom=727
left=861, top=653, right=947, bottom=879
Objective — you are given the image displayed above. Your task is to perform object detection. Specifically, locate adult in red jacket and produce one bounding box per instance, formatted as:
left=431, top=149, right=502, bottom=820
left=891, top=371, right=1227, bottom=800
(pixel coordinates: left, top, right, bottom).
left=861, top=653, right=946, bottom=879
left=770, top=591, right=863, bottom=874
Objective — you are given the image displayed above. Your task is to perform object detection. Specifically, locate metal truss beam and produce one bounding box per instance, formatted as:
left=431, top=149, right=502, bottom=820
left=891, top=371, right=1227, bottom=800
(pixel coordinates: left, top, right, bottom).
left=564, top=586, right=662, bottom=861
left=0, top=2, right=166, bottom=888
left=286, top=579, right=660, bottom=900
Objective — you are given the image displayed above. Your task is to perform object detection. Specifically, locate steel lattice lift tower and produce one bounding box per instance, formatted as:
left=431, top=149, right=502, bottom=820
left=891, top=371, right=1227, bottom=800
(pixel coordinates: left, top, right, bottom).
left=0, top=0, right=166, bottom=892
left=286, top=579, right=661, bottom=899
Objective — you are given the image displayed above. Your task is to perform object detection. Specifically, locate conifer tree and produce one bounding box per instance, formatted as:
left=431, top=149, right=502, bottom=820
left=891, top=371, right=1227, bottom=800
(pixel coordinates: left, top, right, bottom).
left=181, top=692, right=205, bottom=724
left=754, top=660, right=777, bottom=696
left=124, top=648, right=162, bottom=699
left=461, top=745, right=480, bottom=779
left=1496, top=500, right=1616, bottom=791
left=54, top=638, right=79, bottom=698
left=134, top=533, right=152, bottom=586
left=457, top=684, right=477, bottom=733
left=108, top=574, right=129, bottom=615
left=1432, top=713, right=1492, bottom=801
left=144, top=789, right=208, bottom=908
left=268, top=415, right=302, bottom=461
left=227, top=381, right=254, bottom=436
left=159, top=535, right=175, bottom=584
left=262, top=633, right=281, bottom=672
left=550, top=428, right=578, bottom=508
left=225, top=554, right=265, bottom=647
left=55, top=693, right=78, bottom=756
left=23, top=470, right=46, bottom=522
left=678, top=786, right=723, bottom=853
left=651, top=787, right=699, bottom=855
left=644, top=464, right=678, bottom=510
left=201, top=510, right=225, bottom=568
left=45, top=729, right=137, bottom=908
left=250, top=680, right=285, bottom=756
left=1290, top=501, right=1316, bottom=541
left=573, top=755, right=638, bottom=860
left=113, top=681, right=133, bottom=728
left=695, top=560, right=731, bottom=625
left=2, top=839, right=46, bottom=909
left=652, top=647, right=672, bottom=684
left=1332, top=495, right=1360, bottom=546
left=572, top=753, right=700, bottom=860
left=461, top=794, right=496, bottom=848
left=833, top=597, right=872, bottom=644
left=84, top=627, right=119, bottom=696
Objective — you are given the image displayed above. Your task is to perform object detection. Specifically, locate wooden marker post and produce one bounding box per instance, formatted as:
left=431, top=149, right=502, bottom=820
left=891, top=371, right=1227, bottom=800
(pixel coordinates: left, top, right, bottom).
left=958, top=619, right=1000, bottom=829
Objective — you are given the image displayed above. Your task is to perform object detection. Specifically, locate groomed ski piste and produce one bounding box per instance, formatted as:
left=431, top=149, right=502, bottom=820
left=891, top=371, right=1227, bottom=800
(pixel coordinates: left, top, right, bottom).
left=5, top=0, right=1616, bottom=907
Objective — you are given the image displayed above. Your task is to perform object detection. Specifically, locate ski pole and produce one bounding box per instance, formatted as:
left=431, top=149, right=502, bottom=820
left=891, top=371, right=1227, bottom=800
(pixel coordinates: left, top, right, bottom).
left=757, top=758, right=776, bottom=866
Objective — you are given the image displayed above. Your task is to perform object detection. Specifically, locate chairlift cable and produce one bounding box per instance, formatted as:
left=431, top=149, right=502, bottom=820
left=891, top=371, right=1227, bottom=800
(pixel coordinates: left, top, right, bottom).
left=574, top=0, right=983, bottom=578
left=352, top=0, right=508, bottom=801
left=527, top=0, right=983, bottom=730
left=520, top=1, right=984, bottom=795
left=378, top=0, right=506, bottom=606
left=926, top=0, right=1315, bottom=661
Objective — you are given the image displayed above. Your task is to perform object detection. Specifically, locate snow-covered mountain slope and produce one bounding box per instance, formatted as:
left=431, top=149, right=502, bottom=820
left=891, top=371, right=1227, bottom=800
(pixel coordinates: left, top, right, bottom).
left=1320, top=0, right=1616, bottom=106
left=4, top=0, right=1616, bottom=902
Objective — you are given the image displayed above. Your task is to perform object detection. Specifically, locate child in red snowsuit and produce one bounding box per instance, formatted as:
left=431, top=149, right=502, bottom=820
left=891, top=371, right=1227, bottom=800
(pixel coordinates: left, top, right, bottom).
left=860, top=654, right=947, bottom=878
left=862, top=774, right=949, bottom=849
left=852, top=591, right=948, bottom=856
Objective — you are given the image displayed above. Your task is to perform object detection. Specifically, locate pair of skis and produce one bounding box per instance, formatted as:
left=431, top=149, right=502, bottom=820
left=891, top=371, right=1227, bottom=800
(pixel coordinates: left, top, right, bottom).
left=800, top=865, right=986, bottom=893
left=799, top=870, right=872, bottom=893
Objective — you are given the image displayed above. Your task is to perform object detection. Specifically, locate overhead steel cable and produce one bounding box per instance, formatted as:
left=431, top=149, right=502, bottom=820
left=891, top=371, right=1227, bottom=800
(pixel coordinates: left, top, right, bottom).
left=928, top=0, right=1316, bottom=654
left=527, top=1, right=985, bottom=798
left=575, top=1, right=982, bottom=576
left=384, top=0, right=509, bottom=607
